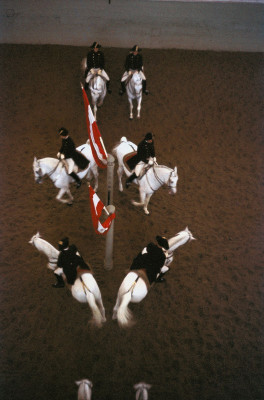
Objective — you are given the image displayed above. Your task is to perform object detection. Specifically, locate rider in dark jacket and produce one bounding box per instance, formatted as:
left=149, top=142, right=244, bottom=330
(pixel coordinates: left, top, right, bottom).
left=52, top=237, right=91, bottom=288
left=130, top=235, right=169, bottom=283
left=119, top=45, right=148, bottom=95
left=85, top=42, right=111, bottom=93
left=57, top=127, right=89, bottom=188
left=126, top=132, right=156, bottom=188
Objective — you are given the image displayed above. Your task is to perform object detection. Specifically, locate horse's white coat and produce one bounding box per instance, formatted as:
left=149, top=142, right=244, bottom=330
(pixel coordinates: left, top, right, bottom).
left=112, top=227, right=196, bottom=328
left=126, top=71, right=143, bottom=119
left=81, top=58, right=107, bottom=121
left=29, top=233, right=106, bottom=327
left=88, top=74, right=106, bottom=121
left=112, top=136, right=178, bottom=214
left=75, top=379, right=93, bottom=400
left=134, top=382, right=152, bottom=400
left=33, top=141, right=99, bottom=205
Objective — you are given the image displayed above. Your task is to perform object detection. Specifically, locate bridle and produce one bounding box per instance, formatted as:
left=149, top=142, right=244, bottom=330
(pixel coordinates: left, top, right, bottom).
left=34, top=159, right=61, bottom=182
left=146, top=165, right=177, bottom=192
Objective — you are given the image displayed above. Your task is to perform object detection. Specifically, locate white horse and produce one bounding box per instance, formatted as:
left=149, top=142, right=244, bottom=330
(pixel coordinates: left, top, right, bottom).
left=75, top=379, right=93, bottom=400
left=134, top=382, right=152, bottom=400
left=112, top=137, right=178, bottom=215
left=112, top=227, right=196, bottom=328
left=126, top=71, right=143, bottom=120
left=29, top=232, right=106, bottom=327
left=33, top=141, right=99, bottom=205
left=82, top=58, right=107, bottom=121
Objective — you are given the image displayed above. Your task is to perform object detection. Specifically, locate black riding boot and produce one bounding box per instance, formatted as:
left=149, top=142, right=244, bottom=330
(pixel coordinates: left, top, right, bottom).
left=106, top=80, right=112, bottom=94
left=142, top=80, right=149, bottom=95
left=119, top=81, right=126, bottom=95
left=52, top=274, right=65, bottom=288
left=69, top=172, right=82, bottom=188
left=126, top=172, right=137, bottom=189
left=156, top=272, right=166, bottom=283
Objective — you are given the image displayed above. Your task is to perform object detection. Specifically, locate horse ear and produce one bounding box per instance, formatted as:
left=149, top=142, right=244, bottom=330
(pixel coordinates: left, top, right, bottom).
left=75, top=381, right=81, bottom=386
left=174, top=166, right=178, bottom=175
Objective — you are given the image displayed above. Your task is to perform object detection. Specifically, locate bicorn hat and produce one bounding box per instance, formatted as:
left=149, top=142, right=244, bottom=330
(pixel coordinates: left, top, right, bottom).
left=58, top=127, right=68, bottom=136
left=156, top=236, right=169, bottom=250
left=130, top=45, right=141, bottom=52
left=58, top=237, right=69, bottom=250
left=145, top=132, right=153, bottom=141
left=90, top=42, right=101, bottom=49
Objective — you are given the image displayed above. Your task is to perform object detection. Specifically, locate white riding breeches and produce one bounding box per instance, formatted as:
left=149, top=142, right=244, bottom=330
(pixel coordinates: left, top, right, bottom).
left=135, top=161, right=146, bottom=177
left=54, top=267, right=63, bottom=276
left=62, top=158, right=76, bottom=174
left=121, top=70, right=146, bottom=82
left=86, top=68, right=109, bottom=83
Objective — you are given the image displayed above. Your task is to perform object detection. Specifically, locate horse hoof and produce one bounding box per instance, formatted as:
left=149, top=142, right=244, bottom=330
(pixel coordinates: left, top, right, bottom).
left=129, top=117, right=133, bottom=121
left=67, top=202, right=73, bottom=206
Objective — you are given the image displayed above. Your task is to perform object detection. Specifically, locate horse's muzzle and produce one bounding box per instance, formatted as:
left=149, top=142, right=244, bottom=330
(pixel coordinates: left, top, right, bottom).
left=169, top=188, right=177, bottom=195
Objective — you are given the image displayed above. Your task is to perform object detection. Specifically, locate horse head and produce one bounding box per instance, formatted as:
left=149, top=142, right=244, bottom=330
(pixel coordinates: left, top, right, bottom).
left=75, top=379, right=93, bottom=400
left=168, top=166, right=178, bottom=195
left=29, top=232, right=40, bottom=245
left=133, top=382, right=152, bottom=400
left=33, top=157, right=43, bottom=183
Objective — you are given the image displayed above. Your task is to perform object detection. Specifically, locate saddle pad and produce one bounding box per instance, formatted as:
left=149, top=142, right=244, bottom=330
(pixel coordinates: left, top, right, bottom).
left=127, top=268, right=151, bottom=290
left=123, top=151, right=137, bottom=172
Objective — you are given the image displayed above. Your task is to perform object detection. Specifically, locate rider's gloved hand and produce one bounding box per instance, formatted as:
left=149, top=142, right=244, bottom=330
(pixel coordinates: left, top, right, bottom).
left=128, top=70, right=132, bottom=75
left=153, top=157, right=157, bottom=162
left=57, top=152, right=61, bottom=159
left=60, top=154, right=65, bottom=160
left=148, top=159, right=154, bottom=166
left=98, top=69, right=102, bottom=74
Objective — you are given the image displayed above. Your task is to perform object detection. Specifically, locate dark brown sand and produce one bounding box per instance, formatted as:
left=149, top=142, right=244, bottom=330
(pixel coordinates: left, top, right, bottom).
left=0, top=44, right=263, bottom=400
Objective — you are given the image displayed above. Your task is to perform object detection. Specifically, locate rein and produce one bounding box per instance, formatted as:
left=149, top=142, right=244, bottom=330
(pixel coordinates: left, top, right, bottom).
left=37, top=160, right=61, bottom=180
left=146, top=165, right=174, bottom=192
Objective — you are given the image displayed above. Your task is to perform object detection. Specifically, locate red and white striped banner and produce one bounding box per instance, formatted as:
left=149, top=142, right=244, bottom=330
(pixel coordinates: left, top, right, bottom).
left=89, top=185, right=115, bottom=235
left=81, top=85, right=107, bottom=169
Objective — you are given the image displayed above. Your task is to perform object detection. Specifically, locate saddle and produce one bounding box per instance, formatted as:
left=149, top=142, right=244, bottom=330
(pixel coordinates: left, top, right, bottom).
left=126, top=268, right=151, bottom=290
left=123, top=151, right=137, bottom=172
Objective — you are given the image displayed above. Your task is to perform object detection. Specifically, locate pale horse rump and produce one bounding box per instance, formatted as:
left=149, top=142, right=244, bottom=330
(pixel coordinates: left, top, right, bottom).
left=112, top=136, right=178, bottom=215
left=33, top=141, right=99, bottom=205
left=29, top=232, right=106, bottom=327
left=112, top=227, right=196, bottom=328
left=125, top=71, right=143, bottom=120
left=75, top=379, right=93, bottom=400
left=81, top=58, right=107, bottom=121
left=134, top=382, right=152, bottom=400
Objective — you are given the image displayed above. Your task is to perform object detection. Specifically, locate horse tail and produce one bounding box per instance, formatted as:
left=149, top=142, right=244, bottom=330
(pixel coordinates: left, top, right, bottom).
left=117, top=290, right=134, bottom=328
left=85, top=290, right=104, bottom=328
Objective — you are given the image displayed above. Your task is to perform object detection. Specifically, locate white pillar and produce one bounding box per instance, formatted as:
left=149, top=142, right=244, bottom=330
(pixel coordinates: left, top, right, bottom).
left=104, top=205, right=115, bottom=270
left=106, top=154, right=115, bottom=206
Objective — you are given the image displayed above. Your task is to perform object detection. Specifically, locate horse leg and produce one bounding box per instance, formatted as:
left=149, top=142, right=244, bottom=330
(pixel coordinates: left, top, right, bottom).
left=131, top=189, right=147, bottom=211
left=85, top=291, right=104, bottom=327
left=93, top=104, right=97, bottom=121
left=136, top=97, right=142, bottom=119
left=129, top=99, right=133, bottom=120
left=117, top=165, right=124, bottom=192
left=96, top=294, right=106, bottom=323
left=112, top=294, right=121, bottom=320
left=143, top=193, right=152, bottom=215
left=56, top=188, right=73, bottom=205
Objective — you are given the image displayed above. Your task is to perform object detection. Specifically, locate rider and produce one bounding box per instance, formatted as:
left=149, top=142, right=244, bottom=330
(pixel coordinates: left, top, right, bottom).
left=119, top=45, right=149, bottom=96
left=57, top=127, right=89, bottom=189
left=52, top=237, right=91, bottom=288
left=85, top=42, right=112, bottom=94
left=130, top=235, right=170, bottom=283
left=126, top=132, right=156, bottom=188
